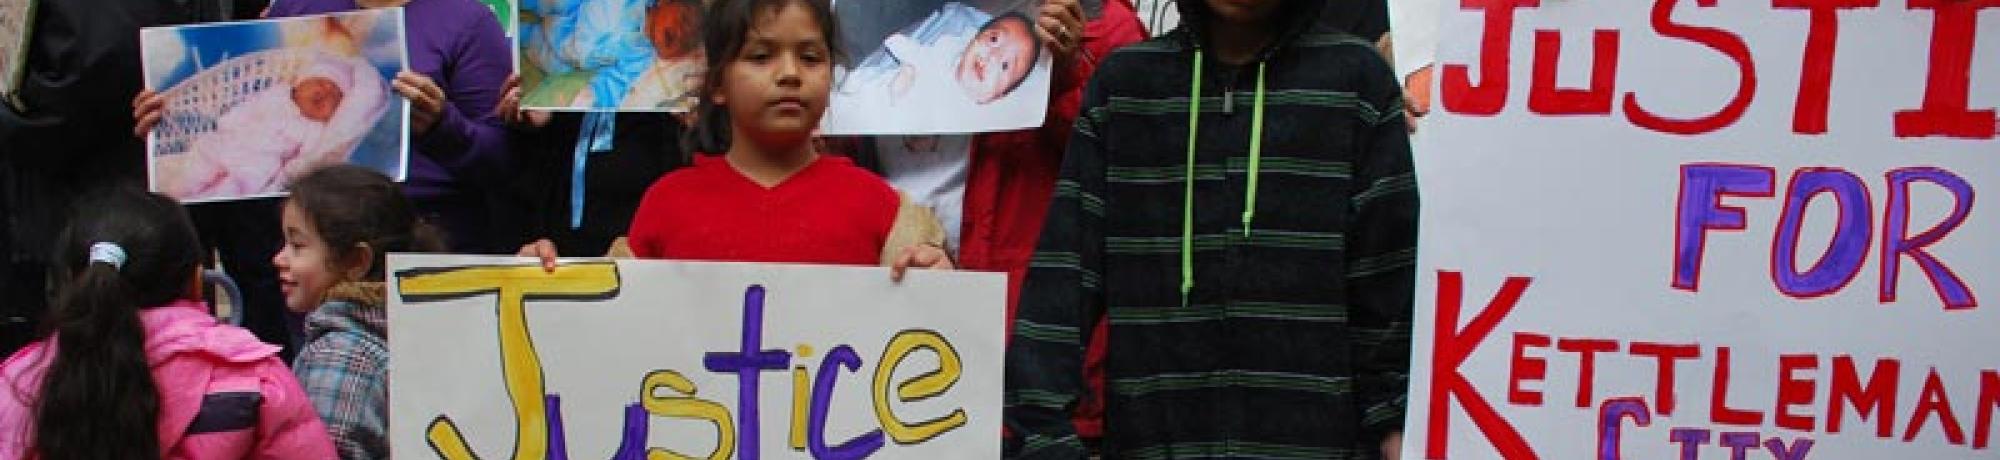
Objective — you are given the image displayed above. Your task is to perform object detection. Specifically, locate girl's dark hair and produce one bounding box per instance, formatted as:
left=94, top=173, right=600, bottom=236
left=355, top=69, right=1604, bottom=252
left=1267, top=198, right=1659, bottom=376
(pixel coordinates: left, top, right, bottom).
left=288, top=165, right=446, bottom=280
left=34, top=186, right=203, bottom=459
left=683, top=0, right=846, bottom=155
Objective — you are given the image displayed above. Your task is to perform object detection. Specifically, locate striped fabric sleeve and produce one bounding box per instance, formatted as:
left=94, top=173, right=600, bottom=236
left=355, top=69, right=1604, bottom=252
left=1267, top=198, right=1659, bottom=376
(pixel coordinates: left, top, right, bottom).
left=294, top=333, right=390, bottom=460
left=1344, top=49, right=1418, bottom=443
left=1003, top=74, right=1112, bottom=460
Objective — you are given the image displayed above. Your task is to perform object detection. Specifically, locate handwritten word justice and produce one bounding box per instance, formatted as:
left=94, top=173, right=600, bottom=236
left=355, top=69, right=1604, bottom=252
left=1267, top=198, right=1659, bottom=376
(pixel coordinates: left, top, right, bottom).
left=1440, top=0, right=1995, bottom=139
left=394, top=264, right=968, bottom=460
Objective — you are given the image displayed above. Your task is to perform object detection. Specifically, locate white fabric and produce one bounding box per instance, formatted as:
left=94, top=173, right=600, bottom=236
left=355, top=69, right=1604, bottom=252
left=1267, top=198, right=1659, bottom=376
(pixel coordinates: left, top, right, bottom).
left=838, top=31, right=981, bottom=115
left=876, top=134, right=972, bottom=254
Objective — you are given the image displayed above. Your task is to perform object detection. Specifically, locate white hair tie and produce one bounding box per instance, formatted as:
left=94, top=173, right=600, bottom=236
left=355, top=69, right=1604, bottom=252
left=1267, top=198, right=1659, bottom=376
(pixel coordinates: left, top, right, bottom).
left=88, top=242, right=128, bottom=270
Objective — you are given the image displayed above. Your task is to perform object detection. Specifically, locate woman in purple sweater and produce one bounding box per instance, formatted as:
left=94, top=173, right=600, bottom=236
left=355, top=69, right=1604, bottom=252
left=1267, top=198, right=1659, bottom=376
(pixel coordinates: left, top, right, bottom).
left=266, top=0, right=515, bottom=253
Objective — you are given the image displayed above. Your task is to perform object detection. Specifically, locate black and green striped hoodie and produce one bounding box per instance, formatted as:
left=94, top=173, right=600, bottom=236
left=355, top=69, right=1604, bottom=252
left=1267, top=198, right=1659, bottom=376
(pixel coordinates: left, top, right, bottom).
left=1002, top=0, right=1416, bottom=457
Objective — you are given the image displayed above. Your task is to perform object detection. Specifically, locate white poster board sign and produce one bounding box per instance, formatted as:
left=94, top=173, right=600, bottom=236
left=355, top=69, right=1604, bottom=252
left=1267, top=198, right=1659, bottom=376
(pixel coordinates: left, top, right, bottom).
left=388, top=255, right=1005, bottom=459
left=1388, top=0, right=1439, bottom=80
left=1404, top=1, right=1998, bottom=459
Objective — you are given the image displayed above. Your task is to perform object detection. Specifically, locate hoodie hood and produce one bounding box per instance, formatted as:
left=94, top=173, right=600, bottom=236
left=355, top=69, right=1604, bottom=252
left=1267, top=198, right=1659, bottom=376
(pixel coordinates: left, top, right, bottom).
left=1172, top=0, right=1329, bottom=60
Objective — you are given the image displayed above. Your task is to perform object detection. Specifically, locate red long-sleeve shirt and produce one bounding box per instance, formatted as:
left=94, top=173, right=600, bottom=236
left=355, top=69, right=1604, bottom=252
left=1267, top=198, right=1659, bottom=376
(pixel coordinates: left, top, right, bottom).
left=627, top=155, right=901, bottom=266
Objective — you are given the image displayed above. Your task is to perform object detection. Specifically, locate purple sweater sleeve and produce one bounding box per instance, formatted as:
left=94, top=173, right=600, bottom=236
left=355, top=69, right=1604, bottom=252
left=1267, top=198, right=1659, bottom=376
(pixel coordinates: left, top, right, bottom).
left=415, top=8, right=513, bottom=185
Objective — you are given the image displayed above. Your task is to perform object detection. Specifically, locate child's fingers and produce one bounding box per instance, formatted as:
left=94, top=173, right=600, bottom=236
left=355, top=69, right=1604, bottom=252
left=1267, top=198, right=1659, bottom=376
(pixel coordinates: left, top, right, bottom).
left=890, top=247, right=917, bottom=282
left=517, top=239, right=560, bottom=273
left=922, top=247, right=955, bottom=270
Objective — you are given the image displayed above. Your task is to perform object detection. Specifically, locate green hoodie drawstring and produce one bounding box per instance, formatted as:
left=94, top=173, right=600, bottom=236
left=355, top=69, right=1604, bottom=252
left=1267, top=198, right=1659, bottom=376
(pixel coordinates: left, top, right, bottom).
left=1182, top=50, right=1269, bottom=306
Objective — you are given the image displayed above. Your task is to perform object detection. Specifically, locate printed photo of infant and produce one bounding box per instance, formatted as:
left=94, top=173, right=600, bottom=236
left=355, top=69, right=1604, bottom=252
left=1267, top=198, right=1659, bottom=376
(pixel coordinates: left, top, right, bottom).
left=518, top=0, right=705, bottom=111
left=822, top=0, right=1053, bottom=135
left=142, top=9, right=409, bottom=203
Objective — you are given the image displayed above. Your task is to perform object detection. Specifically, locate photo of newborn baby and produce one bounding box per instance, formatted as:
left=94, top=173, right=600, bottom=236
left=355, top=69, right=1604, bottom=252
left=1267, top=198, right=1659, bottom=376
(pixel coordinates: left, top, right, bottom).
left=142, top=9, right=408, bottom=203
left=822, top=0, right=1052, bottom=135
left=518, top=0, right=705, bottom=111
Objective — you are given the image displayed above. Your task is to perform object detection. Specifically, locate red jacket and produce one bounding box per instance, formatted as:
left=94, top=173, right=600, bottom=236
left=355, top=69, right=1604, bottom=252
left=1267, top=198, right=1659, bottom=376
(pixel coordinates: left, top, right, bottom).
left=943, top=0, right=1149, bottom=440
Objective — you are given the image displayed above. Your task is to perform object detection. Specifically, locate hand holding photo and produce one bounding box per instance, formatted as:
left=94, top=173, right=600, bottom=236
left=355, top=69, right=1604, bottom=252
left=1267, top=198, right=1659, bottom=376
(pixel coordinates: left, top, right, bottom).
left=142, top=9, right=410, bottom=204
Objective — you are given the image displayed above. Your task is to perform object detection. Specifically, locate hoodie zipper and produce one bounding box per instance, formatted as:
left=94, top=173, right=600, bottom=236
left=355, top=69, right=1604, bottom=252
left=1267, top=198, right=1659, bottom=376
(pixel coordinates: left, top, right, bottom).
left=1220, top=68, right=1238, bottom=115
left=1223, top=83, right=1234, bottom=114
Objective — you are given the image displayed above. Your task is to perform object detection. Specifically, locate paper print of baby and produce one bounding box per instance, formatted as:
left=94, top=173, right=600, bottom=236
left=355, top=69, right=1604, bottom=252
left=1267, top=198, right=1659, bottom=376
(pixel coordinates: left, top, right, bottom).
left=159, top=54, right=390, bottom=200
left=838, top=2, right=1042, bottom=108
left=523, top=0, right=702, bottom=109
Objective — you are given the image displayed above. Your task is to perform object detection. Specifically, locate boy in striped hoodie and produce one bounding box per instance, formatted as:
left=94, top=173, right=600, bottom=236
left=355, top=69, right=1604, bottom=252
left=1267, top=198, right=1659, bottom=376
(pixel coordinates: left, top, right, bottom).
left=1002, top=0, right=1417, bottom=456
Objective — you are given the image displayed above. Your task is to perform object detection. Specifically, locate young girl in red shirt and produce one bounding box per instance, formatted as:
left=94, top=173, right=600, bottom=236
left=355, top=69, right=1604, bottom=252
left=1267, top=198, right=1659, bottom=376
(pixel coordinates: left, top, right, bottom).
left=521, top=0, right=950, bottom=277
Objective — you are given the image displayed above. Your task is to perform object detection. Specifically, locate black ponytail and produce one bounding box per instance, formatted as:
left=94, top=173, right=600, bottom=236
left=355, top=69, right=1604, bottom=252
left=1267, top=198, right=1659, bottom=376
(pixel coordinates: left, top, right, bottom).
left=32, top=187, right=202, bottom=459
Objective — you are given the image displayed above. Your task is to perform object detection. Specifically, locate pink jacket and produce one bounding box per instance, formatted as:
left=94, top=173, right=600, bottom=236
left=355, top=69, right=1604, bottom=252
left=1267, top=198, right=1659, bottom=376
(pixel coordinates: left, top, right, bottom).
left=0, top=300, right=336, bottom=459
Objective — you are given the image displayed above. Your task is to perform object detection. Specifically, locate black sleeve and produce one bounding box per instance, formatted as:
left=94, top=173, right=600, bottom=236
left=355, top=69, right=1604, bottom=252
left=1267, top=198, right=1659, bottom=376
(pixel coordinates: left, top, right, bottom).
left=1343, top=41, right=1416, bottom=441
left=0, top=0, right=167, bottom=176
left=502, top=114, right=583, bottom=250
left=1001, top=61, right=1112, bottom=460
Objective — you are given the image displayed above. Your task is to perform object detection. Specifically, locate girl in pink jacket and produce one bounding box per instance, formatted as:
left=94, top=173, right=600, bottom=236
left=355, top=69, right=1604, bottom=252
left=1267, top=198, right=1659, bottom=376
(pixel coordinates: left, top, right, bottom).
left=0, top=187, right=336, bottom=459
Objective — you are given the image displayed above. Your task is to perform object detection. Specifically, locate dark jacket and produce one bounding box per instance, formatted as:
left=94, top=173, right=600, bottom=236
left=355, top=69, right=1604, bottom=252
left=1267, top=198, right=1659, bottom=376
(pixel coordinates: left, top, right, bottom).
left=505, top=113, right=688, bottom=256
left=1321, top=0, right=1388, bottom=43
left=0, top=0, right=222, bottom=354
left=1002, top=0, right=1417, bottom=456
